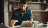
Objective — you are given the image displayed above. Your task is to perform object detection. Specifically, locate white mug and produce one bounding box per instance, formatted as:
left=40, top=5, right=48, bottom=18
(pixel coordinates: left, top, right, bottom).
left=33, top=21, right=38, bottom=27
left=47, top=22, right=48, bottom=27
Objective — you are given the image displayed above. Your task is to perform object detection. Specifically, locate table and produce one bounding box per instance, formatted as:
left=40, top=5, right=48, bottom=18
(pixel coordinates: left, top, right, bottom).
left=9, top=23, right=48, bottom=28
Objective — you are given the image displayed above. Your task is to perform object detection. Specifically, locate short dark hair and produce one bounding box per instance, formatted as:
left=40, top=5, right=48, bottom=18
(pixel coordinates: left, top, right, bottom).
left=20, top=0, right=27, bottom=4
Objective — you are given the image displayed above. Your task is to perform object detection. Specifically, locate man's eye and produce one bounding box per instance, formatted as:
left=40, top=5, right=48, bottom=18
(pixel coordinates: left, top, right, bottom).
left=24, top=6, right=25, bottom=7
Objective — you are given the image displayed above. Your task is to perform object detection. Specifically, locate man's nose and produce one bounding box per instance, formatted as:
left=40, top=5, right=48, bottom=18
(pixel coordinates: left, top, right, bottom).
left=22, top=7, right=24, bottom=9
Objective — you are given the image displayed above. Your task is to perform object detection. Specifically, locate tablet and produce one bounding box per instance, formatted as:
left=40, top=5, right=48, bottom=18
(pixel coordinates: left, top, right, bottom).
left=20, top=21, right=33, bottom=27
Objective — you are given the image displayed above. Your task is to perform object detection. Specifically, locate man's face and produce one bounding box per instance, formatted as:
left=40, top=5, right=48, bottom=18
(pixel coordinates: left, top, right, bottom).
left=19, top=3, right=27, bottom=11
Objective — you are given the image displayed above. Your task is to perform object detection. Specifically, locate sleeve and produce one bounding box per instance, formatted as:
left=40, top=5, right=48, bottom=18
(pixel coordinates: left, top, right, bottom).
left=11, top=11, right=16, bottom=20
left=27, top=9, right=33, bottom=21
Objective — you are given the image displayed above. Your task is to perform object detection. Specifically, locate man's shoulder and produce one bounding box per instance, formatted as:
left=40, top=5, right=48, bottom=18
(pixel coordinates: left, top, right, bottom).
left=13, top=8, right=19, bottom=13
left=13, top=8, right=19, bottom=12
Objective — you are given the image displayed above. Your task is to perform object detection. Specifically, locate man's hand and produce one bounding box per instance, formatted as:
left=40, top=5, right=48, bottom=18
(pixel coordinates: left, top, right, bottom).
left=27, top=22, right=34, bottom=27
left=10, top=20, right=16, bottom=26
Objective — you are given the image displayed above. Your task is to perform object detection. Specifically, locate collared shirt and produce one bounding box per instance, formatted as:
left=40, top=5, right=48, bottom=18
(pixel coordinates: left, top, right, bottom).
left=11, top=8, right=33, bottom=25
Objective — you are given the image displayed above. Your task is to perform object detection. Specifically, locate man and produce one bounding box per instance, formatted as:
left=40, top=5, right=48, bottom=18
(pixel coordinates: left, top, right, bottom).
left=10, top=0, right=33, bottom=27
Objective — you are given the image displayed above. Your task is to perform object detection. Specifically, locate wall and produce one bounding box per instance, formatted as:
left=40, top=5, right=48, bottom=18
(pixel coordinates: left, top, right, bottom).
left=4, top=0, right=9, bottom=26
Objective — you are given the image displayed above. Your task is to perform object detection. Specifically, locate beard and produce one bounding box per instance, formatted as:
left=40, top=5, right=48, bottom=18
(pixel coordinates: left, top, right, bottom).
left=21, top=9, right=25, bottom=11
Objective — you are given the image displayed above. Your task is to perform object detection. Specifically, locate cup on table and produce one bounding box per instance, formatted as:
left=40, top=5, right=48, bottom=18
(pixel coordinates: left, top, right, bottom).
left=47, top=22, right=48, bottom=27
left=33, top=21, right=38, bottom=27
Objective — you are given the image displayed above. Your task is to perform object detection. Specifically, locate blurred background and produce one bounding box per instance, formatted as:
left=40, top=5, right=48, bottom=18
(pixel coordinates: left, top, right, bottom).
left=0, top=0, right=48, bottom=26
left=8, top=0, right=48, bottom=26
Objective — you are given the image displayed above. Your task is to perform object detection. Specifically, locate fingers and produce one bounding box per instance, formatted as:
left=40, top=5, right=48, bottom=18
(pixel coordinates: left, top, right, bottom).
left=11, top=20, right=13, bottom=22
left=27, top=22, right=33, bottom=27
left=10, top=20, right=16, bottom=26
left=13, top=22, right=16, bottom=24
left=27, top=22, right=30, bottom=27
left=30, top=22, right=32, bottom=24
left=11, top=22, right=16, bottom=25
left=11, top=20, right=16, bottom=23
left=11, top=22, right=16, bottom=26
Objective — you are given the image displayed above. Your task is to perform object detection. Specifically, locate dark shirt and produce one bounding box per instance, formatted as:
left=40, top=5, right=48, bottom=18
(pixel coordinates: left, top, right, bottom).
left=11, top=8, right=33, bottom=25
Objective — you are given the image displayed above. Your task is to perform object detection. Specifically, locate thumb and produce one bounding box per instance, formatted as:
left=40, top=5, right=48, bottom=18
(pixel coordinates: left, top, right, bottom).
left=11, top=19, right=13, bottom=22
left=14, top=22, right=16, bottom=23
left=15, top=22, right=16, bottom=23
